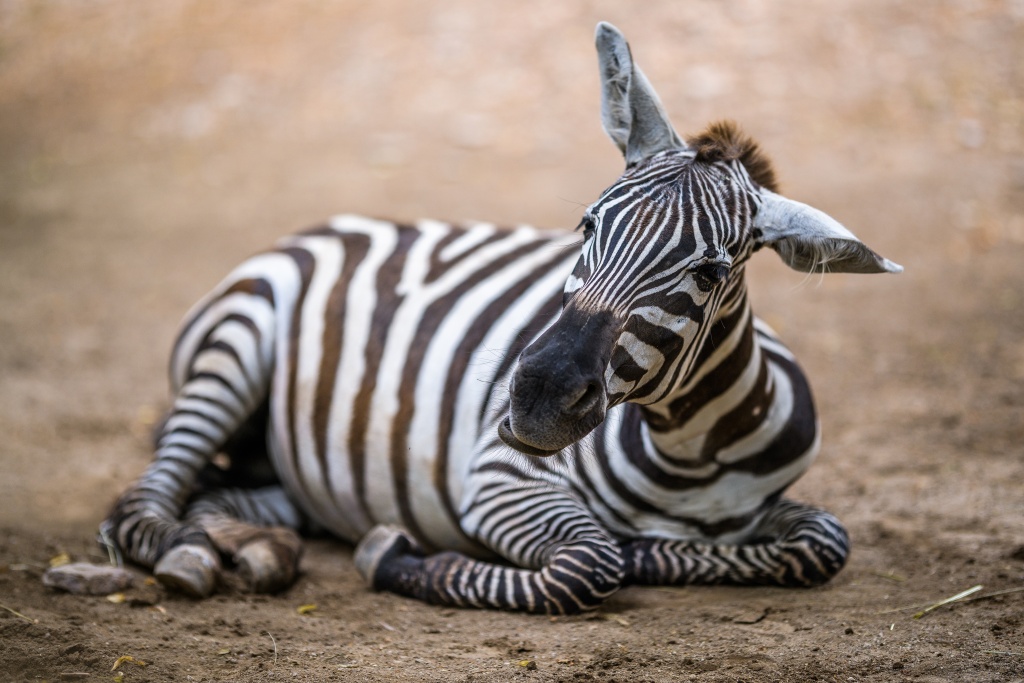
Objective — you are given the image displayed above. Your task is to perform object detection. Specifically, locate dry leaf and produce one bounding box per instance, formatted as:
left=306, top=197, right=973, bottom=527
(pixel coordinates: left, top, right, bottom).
left=49, top=552, right=71, bottom=568
left=105, top=593, right=126, bottom=604
left=296, top=603, right=317, bottom=615
left=217, top=648, right=231, bottom=655
left=111, top=655, right=148, bottom=672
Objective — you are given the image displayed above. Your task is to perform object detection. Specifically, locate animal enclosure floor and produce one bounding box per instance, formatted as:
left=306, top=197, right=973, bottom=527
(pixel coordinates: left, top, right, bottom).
left=1, top=2, right=1022, bottom=681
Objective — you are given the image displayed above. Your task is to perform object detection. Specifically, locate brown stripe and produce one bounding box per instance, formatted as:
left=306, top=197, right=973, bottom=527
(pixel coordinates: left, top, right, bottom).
left=311, top=232, right=372, bottom=503
left=699, top=359, right=773, bottom=459
left=279, top=246, right=319, bottom=506
left=604, top=406, right=779, bottom=536
left=348, top=226, right=421, bottom=522
left=727, top=348, right=817, bottom=477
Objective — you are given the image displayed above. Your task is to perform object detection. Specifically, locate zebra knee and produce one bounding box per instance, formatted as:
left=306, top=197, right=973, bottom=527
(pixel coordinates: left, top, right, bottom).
left=764, top=501, right=850, bottom=587
left=544, top=542, right=625, bottom=613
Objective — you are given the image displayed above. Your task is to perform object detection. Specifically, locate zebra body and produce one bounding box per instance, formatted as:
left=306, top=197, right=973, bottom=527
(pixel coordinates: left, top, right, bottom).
left=164, top=217, right=813, bottom=553
left=101, top=22, right=900, bottom=613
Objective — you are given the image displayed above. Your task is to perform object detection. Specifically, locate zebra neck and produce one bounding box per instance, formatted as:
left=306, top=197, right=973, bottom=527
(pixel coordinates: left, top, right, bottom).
left=636, top=292, right=765, bottom=464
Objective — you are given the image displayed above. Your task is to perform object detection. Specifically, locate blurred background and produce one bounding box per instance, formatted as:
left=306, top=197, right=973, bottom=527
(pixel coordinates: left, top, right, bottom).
left=1, top=0, right=1021, bottom=537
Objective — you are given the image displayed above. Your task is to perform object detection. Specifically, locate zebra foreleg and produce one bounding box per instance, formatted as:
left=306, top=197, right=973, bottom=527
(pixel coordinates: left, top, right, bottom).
left=355, top=525, right=624, bottom=614
left=177, top=485, right=306, bottom=594
left=622, top=499, right=850, bottom=587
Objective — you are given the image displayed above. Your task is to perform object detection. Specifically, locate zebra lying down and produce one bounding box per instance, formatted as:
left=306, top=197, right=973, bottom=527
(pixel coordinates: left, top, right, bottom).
left=101, top=22, right=901, bottom=614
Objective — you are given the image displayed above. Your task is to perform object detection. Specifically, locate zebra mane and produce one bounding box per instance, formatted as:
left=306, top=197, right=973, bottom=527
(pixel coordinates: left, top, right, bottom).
left=686, top=121, right=778, bottom=193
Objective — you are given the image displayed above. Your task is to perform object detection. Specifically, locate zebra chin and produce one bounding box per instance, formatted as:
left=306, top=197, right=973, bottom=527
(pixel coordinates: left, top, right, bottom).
left=497, top=410, right=605, bottom=457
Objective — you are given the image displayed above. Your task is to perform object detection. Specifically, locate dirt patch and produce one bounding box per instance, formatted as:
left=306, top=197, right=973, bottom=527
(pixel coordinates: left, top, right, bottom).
left=1, top=2, right=1022, bottom=681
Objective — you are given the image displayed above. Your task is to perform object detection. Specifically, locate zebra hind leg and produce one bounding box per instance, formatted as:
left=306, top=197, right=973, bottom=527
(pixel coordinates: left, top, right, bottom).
left=179, top=485, right=307, bottom=594
left=623, top=498, right=850, bottom=587
left=101, top=383, right=265, bottom=597
left=101, top=281, right=277, bottom=596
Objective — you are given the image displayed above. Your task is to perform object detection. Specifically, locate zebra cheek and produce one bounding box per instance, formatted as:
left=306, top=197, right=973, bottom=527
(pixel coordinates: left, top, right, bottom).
left=607, top=345, right=646, bottom=400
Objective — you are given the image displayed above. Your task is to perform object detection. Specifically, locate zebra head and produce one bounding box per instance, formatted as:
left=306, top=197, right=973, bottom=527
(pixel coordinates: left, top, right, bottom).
left=498, top=22, right=902, bottom=456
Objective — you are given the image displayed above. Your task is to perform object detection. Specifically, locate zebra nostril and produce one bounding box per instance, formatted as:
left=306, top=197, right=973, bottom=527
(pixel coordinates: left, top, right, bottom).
left=567, top=382, right=601, bottom=414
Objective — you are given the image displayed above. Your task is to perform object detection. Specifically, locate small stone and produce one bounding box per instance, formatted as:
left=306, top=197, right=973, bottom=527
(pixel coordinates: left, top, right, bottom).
left=42, top=562, right=135, bottom=595
left=733, top=609, right=768, bottom=624
left=844, top=626, right=855, bottom=635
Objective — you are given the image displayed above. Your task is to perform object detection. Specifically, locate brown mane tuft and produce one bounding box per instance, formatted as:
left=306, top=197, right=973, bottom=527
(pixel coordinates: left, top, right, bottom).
left=686, top=121, right=779, bottom=193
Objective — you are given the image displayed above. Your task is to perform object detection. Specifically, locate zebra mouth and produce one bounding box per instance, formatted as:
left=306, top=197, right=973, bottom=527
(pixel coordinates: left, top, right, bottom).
left=497, top=417, right=562, bottom=457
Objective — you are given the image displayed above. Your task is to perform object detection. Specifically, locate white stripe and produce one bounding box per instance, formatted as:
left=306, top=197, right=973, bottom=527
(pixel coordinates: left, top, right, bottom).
left=438, top=222, right=496, bottom=261
left=291, top=236, right=348, bottom=532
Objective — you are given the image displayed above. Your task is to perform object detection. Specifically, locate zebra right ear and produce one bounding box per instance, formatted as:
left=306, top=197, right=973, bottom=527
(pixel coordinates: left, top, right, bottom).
left=754, top=191, right=904, bottom=274
left=595, top=22, right=685, bottom=165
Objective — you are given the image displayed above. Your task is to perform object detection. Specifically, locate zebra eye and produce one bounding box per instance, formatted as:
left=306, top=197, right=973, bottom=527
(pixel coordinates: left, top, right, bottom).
left=692, top=263, right=730, bottom=290
left=577, top=216, right=596, bottom=240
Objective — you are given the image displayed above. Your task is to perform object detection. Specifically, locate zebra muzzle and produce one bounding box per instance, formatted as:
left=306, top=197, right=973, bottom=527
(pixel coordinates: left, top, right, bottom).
left=497, top=416, right=562, bottom=457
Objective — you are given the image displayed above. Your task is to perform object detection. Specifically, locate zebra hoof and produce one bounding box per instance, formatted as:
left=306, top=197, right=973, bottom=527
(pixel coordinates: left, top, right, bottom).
left=235, top=539, right=298, bottom=594
left=154, top=544, right=221, bottom=598
left=354, top=525, right=423, bottom=590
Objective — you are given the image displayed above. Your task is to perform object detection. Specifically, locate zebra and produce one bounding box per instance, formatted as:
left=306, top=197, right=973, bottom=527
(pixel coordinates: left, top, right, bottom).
left=100, top=22, right=901, bottom=614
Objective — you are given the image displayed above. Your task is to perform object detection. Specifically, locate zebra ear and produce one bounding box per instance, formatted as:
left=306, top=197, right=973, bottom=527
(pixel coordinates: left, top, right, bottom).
left=754, top=191, right=903, bottom=274
left=595, top=22, right=685, bottom=165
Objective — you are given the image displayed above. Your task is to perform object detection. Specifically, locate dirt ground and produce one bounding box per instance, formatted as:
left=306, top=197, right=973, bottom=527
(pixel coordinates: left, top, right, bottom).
left=1, top=2, right=1022, bottom=681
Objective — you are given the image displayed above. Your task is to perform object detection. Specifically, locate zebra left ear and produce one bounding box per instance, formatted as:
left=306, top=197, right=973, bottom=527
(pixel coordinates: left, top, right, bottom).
left=595, top=22, right=685, bottom=165
left=753, top=191, right=903, bottom=274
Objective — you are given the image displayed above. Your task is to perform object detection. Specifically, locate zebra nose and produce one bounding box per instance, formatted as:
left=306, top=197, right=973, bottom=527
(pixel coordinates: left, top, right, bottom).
left=503, top=369, right=608, bottom=455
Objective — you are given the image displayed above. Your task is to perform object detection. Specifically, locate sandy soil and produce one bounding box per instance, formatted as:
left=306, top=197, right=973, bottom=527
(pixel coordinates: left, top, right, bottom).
left=1, top=2, right=1022, bottom=681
